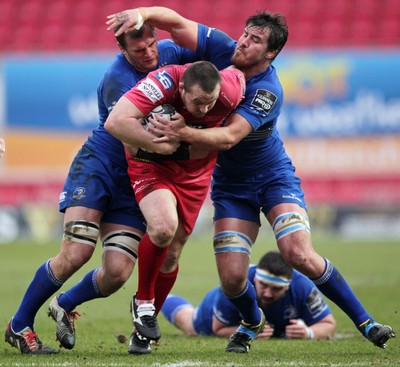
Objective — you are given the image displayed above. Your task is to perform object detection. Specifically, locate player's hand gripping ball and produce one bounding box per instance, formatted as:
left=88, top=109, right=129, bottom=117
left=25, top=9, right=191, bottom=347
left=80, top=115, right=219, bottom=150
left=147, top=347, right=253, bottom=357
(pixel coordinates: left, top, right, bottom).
left=140, top=104, right=176, bottom=137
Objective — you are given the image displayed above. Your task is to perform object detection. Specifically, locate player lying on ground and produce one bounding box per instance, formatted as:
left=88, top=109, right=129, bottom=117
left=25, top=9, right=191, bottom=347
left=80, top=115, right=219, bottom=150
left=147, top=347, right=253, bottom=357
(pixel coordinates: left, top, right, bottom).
left=162, top=251, right=336, bottom=340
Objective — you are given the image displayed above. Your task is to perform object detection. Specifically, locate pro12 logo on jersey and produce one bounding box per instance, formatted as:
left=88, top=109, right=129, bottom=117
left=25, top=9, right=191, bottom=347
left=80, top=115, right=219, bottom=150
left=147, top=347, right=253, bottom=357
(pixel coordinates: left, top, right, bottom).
left=251, top=89, right=277, bottom=114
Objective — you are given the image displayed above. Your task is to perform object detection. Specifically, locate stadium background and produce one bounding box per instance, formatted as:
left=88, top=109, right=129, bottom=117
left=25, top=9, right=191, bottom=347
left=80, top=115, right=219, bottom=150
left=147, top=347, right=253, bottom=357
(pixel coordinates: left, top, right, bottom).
left=0, top=0, right=399, bottom=244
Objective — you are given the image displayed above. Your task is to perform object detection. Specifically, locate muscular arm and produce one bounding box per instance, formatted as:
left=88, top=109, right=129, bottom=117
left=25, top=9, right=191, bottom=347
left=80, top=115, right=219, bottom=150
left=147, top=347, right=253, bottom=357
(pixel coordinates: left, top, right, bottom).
left=104, top=96, right=178, bottom=155
left=152, top=112, right=253, bottom=151
left=107, top=7, right=199, bottom=51
left=307, top=314, right=336, bottom=340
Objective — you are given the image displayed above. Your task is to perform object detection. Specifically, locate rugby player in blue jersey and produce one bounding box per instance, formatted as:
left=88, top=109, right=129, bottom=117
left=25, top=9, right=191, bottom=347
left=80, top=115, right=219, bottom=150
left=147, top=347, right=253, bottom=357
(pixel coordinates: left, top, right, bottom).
left=5, top=23, right=202, bottom=355
left=162, top=251, right=336, bottom=340
left=108, top=6, right=395, bottom=353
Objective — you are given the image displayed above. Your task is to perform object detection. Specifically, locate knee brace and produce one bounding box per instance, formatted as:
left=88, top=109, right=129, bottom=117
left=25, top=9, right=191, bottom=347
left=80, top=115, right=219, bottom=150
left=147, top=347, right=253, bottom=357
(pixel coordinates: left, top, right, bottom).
left=63, top=221, right=99, bottom=247
left=272, top=212, right=310, bottom=241
left=102, top=230, right=142, bottom=262
left=213, top=231, right=253, bottom=256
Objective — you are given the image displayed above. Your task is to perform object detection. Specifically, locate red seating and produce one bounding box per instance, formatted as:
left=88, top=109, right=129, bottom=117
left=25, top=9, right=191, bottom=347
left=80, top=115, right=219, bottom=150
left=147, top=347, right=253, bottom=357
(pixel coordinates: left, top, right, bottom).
left=1, top=0, right=399, bottom=52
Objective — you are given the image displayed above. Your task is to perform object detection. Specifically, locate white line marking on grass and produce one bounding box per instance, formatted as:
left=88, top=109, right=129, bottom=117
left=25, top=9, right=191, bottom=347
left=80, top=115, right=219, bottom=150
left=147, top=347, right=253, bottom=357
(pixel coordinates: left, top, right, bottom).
left=151, top=362, right=373, bottom=367
left=0, top=361, right=374, bottom=367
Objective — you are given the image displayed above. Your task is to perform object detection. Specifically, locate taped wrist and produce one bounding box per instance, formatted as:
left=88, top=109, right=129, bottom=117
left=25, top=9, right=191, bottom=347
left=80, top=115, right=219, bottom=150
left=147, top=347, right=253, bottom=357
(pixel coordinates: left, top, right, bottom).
left=134, top=8, right=148, bottom=30
left=306, top=327, right=314, bottom=339
left=135, top=143, right=190, bottom=162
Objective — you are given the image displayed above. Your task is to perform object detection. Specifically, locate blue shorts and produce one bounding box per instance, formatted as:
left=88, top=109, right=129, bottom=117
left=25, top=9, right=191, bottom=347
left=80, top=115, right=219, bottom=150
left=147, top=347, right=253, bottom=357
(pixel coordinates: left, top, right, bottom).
left=59, top=145, right=146, bottom=231
left=211, top=161, right=307, bottom=226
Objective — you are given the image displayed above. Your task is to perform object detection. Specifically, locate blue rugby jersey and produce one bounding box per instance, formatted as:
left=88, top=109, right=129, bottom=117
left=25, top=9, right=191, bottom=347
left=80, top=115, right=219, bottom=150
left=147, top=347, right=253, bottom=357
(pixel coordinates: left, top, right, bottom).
left=195, top=24, right=292, bottom=179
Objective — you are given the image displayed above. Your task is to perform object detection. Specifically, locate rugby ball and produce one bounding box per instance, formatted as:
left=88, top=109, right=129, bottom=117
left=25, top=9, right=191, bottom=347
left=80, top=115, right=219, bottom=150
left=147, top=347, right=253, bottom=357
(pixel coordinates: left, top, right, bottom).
left=140, top=104, right=176, bottom=136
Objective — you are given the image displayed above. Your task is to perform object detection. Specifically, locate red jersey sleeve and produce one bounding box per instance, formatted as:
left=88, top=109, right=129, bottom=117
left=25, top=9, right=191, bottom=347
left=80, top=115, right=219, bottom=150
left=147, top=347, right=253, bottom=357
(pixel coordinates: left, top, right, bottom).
left=219, top=68, right=246, bottom=109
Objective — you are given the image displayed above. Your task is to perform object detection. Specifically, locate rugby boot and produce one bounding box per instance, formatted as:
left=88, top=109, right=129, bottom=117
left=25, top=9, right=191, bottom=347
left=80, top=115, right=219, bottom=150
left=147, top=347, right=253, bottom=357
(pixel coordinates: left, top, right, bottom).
left=131, top=295, right=161, bottom=341
left=226, top=308, right=266, bottom=353
left=359, top=319, right=395, bottom=349
left=128, top=331, right=152, bottom=354
left=5, top=320, right=57, bottom=354
left=48, top=295, right=80, bottom=349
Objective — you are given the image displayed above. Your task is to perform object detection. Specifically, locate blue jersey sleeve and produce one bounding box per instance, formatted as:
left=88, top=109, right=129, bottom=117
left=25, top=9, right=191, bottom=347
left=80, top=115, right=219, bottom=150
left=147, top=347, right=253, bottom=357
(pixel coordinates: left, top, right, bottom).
left=234, top=66, right=283, bottom=132
left=196, top=24, right=236, bottom=70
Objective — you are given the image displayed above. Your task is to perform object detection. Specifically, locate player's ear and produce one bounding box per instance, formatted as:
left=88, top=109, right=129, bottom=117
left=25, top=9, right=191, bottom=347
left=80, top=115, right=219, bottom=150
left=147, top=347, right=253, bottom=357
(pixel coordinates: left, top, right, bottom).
left=117, top=42, right=124, bottom=53
left=264, top=49, right=278, bottom=60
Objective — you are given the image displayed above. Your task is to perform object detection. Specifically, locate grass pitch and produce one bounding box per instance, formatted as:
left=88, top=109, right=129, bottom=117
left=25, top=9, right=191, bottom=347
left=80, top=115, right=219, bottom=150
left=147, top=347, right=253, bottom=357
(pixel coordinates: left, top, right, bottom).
left=0, top=232, right=399, bottom=366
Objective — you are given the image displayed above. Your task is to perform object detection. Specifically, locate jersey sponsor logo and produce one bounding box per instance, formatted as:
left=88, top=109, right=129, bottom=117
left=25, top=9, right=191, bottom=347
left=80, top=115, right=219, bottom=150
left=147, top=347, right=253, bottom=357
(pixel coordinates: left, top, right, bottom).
left=154, top=70, right=174, bottom=90
left=137, top=79, right=164, bottom=103
left=306, top=289, right=325, bottom=313
left=251, top=89, right=277, bottom=114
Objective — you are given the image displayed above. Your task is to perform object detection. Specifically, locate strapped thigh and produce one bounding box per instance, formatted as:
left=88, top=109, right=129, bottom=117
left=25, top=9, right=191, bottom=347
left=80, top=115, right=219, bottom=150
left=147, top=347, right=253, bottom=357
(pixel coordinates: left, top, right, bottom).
left=102, top=230, right=142, bottom=262
left=63, top=221, right=100, bottom=247
left=213, top=231, right=253, bottom=256
left=272, top=212, right=310, bottom=241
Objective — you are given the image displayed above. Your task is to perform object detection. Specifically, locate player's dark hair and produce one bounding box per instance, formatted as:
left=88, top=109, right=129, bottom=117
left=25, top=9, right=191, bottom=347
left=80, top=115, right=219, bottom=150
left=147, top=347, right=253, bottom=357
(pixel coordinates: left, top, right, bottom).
left=115, top=23, right=156, bottom=50
left=182, top=61, right=222, bottom=93
left=257, top=251, right=293, bottom=279
left=246, top=11, right=288, bottom=61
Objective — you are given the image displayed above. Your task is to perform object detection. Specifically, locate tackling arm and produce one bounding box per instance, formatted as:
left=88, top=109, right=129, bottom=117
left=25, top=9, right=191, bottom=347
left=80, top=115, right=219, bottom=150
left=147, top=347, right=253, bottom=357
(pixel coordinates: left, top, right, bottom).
left=104, top=97, right=178, bottom=155
left=107, top=7, right=199, bottom=51
left=151, top=112, right=253, bottom=151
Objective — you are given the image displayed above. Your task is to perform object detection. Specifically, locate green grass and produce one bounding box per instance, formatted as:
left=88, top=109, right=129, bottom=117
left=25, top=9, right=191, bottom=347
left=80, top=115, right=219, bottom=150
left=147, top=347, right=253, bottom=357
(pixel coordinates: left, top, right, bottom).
left=1, top=232, right=399, bottom=366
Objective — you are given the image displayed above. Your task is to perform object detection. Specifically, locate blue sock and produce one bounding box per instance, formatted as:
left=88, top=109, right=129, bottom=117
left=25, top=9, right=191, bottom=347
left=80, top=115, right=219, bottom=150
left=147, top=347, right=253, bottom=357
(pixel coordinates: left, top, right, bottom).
left=12, top=260, right=63, bottom=332
left=57, top=268, right=104, bottom=312
left=226, top=280, right=261, bottom=326
left=312, top=258, right=371, bottom=328
left=161, top=294, right=191, bottom=325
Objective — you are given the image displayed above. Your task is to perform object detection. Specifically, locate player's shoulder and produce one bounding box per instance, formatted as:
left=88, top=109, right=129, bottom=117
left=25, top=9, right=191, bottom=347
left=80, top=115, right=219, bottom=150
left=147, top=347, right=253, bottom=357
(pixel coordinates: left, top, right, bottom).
left=244, top=65, right=283, bottom=113
left=248, top=65, right=283, bottom=95
left=103, top=53, right=139, bottom=83
left=149, top=63, right=183, bottom=85
left=291, top=270, right=316, bottom=290
left=157, top=38, right=179, bottom=51
left=219, top=67, right=246, bottom=106
left=221, top=67, right=246, bottom=89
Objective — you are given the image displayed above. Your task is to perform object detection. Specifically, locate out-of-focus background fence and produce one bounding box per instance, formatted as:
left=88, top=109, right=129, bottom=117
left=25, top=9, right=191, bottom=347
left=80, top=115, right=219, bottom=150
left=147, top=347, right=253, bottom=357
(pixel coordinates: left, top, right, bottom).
left=0, top=0, right=399, bottom=243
